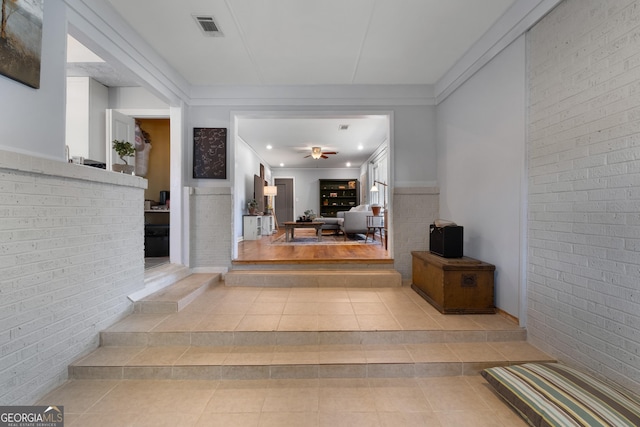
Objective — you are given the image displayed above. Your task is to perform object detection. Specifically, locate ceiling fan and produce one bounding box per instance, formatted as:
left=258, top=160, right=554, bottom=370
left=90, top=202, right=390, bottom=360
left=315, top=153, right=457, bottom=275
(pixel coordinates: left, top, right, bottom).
left=304, top=146, right=338, bottom=160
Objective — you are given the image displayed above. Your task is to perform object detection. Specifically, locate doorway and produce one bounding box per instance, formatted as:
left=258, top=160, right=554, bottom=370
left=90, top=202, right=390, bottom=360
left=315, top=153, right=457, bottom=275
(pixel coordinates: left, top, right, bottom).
left=275, top=178, right=294, bottom=226
left=232, top=110, right=393, bottom=263
left=138, top=119, right=171, bottom=269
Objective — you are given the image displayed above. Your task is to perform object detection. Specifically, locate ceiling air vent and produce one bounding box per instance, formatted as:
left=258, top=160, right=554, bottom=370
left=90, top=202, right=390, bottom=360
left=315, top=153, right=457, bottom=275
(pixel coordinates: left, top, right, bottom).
left=193, top=15, right=223, bottom=37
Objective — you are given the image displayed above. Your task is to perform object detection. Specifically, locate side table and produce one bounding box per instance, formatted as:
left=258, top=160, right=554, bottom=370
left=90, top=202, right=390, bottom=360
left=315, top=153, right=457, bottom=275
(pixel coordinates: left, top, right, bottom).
left=365, top=215, right=384, bottom=245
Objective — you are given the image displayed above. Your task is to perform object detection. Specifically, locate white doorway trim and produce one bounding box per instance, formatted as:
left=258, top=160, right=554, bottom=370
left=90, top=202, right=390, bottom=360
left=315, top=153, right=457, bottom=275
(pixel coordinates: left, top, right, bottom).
left=230, top=109, right=394, bottom=259
left=115, top=107, right=188, bottom=267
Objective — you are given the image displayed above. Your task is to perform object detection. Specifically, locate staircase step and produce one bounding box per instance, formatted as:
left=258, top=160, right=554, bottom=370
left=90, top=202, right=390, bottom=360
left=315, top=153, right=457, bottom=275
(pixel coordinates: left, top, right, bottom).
left=134, top=273, right=221, bottom=314
left=128, top=264, right=191, bottom=303
left=73, top=283, right=552, bottom=384
left=100, top=329, right=527, bottom=347
left=69, top=341, right=554, bottom=380
left=224, top=269, right=402, bottom=287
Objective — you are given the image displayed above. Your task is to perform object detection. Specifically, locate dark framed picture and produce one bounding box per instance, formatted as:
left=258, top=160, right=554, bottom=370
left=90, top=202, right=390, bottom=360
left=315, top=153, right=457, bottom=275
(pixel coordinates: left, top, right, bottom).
left=193, top=127, right=227, bottom=179
left=0, top=0, right=43, bottom=89
left=260, top=163, right=265, bottom=179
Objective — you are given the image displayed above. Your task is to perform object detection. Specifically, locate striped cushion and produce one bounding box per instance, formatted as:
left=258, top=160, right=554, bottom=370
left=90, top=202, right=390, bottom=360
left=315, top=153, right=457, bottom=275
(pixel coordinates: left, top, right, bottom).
left=482, top=363, right=640, bottom=427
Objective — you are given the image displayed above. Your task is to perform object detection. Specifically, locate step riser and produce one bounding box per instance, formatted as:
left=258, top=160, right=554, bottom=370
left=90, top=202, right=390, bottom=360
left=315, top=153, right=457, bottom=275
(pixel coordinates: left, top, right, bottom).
left=134, top=273, right=220, bottom=314
left=66, top=363, right=470, bottom=381
left=69, top=360, right=554, bottom=381
left=225, top=271, right=402, bottom=287
left=100, top=329, right=527, bottom=347
left=231, top=263, right=395, bottom=271
left=130, top=265, right=191, bottom=302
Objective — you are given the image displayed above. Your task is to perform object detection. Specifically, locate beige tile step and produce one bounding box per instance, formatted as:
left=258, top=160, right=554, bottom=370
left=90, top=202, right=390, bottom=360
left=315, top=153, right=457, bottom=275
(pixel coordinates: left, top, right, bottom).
left=69, top=341, right=554, bottom=381
left=133, top=273, right=221, bottom=314
left=100, top=329, right=527, bottom=347
left=224, top=269, right=402, bottom=287
left=128, top=264, right=191, bottom=303
left=230, top=260, right=395, bottom=270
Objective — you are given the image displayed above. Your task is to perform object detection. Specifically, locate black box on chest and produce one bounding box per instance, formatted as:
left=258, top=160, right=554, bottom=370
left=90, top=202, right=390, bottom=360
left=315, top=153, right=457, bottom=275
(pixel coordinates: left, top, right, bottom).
left=429, top=224, right=463, bottom=258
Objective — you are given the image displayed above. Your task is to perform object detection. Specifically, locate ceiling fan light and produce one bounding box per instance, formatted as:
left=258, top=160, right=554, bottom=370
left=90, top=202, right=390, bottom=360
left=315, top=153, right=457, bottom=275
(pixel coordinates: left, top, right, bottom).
left=311, top=147, right=322, bottom=159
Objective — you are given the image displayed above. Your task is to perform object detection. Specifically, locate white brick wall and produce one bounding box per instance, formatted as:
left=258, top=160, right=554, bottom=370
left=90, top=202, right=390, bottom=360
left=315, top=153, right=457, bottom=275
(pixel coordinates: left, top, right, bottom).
left=0, top=150, right=146, bottom=404
left=392, top=187, right=439, bottom=279
left=528, top=0, right=640, bottom=391
left=190, top=187, right=233, bottom=268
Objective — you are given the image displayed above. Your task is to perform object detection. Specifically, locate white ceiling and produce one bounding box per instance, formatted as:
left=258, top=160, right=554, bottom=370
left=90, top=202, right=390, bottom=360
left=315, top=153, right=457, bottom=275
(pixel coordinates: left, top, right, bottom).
left=105, top=0, right=516, bottom=86
left=237, top=115, right=389, bottom=168
left=69, top=1, right=518, bottom=169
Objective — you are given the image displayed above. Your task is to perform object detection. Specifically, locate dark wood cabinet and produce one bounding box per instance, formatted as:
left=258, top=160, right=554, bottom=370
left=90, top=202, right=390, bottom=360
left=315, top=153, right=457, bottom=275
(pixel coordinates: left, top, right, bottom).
left=411, top=251, right=495, bottom=314
left=319, top=179, right=358, bottom=217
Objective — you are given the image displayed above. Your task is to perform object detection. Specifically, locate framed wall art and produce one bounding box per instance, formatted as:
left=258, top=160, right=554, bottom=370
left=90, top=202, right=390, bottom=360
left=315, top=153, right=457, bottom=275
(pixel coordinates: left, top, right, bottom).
left=193, top=127, right=227, bottom=179
left=0, top=0, right=44, bottom=89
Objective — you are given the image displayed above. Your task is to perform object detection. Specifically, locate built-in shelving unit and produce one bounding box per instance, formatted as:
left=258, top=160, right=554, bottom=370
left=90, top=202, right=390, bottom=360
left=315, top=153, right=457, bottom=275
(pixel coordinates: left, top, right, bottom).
left=319, top=179, right=358, bottom=217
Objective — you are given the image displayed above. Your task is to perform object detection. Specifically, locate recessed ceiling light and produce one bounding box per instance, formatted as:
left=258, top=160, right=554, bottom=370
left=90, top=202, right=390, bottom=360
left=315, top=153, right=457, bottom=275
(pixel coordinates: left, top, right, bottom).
left=338, top=124, right=349, bottom=130
left=266, top=145, right=272, bottom=150
left=346, top=162, right=351, bottom=167
left=280, top=163, right=285, bottom=167
left=357, top=144, right=363, bottom=150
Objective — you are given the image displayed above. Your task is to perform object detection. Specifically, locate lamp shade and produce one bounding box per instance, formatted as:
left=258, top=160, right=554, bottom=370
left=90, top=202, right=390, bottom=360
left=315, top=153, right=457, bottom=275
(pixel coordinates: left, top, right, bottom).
left=264, top=186, right=278, bottom=196
left=370, top=185, right=379, bottom=192
left=311, top=147, right=322, bottom=159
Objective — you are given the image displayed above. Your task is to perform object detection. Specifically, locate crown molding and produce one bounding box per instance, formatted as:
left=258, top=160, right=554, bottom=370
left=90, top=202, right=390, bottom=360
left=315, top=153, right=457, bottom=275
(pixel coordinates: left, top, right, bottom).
left=65, top=0, right=191, bottom=105
left=189, top=84, right=436, bottom=107
left=435, top=0, right=563, bottom=104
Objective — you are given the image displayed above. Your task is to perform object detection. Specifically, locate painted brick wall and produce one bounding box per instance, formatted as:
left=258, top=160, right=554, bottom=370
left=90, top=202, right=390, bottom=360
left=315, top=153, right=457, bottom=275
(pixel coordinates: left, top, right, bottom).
left=190, top=188, right=233, bottom=268
left=528, top=0, right=640, bottom=391
left=392, top=187, right=439, bottom=279
left=0, top=151, right=145, bottom=404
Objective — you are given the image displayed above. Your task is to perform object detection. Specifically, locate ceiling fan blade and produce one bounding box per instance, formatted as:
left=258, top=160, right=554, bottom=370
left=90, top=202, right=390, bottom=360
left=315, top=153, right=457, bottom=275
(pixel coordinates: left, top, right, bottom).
left=303, top=154, right=311, bottom=158
left=323, top=151, right=337, bottom=155
left=321, top=155, right=328, bottom=159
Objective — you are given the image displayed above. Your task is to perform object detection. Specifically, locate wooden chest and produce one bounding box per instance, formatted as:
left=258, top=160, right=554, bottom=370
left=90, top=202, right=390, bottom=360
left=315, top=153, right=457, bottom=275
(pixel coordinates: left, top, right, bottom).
left=411, top=251, right=495, bottom=314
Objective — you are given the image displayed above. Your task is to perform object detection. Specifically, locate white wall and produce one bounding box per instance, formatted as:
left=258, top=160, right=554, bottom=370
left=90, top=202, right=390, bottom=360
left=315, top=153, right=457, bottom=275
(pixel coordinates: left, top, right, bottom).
left=108, top=87, right=170, bottom=110
left=527, top=0, right=640, bottom=392
left=66, top=77, right=108, bottom=162
left=189, top=104, right=437, bottom=271
left=393, top=106, right=437, bottom=187
left=0, top=0, right=66, bottom=160
left=436, top=35, right=526, bottom=319
left=272, top=168, right=361, bottom=218
left=234, top=137, right=271, bottom=244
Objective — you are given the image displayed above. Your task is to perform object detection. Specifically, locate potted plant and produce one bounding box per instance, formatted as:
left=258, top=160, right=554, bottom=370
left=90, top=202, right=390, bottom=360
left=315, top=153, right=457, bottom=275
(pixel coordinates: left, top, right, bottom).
left=112, top=139, right=135, bottom=174
left=247, top=199, right=258, bottom=215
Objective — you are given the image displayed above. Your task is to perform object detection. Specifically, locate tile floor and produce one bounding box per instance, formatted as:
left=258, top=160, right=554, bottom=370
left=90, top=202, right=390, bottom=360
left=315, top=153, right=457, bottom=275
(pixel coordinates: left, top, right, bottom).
left=38, top=376, right=528, bottom=426
left=38, top=285, right=535, bottom=426
left=108, top=285, right=524, bottom=334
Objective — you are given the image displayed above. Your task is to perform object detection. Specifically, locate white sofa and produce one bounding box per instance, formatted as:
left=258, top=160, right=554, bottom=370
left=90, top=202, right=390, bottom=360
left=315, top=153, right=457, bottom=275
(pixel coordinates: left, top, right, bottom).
left=316, top=217, right=343, bottom=234
left=337, top=205, right=373, bottom=238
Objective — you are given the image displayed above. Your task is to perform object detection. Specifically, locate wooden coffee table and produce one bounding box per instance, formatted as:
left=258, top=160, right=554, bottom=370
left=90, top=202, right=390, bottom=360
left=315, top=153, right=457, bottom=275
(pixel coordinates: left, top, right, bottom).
left=283, top=221, right=324, bottom=242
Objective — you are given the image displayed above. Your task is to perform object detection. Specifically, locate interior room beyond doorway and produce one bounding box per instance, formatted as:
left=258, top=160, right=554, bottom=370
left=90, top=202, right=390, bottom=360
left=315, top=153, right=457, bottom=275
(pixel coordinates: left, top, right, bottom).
left=141, top=118, right=171, bottom=269
left=234, top=111, right=392, bottom=263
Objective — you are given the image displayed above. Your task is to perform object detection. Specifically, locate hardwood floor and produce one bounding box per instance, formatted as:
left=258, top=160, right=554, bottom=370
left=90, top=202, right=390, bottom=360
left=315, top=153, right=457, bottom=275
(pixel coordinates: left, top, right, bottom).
left=235, top=229, right=391, bottom=264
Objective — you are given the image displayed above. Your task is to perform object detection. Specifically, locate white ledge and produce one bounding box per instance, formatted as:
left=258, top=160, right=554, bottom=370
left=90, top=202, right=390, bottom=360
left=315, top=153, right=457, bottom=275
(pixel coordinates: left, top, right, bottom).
left=0, top=148, right=147, bottom=189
